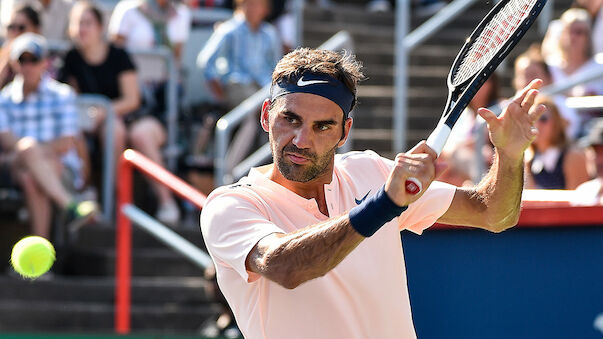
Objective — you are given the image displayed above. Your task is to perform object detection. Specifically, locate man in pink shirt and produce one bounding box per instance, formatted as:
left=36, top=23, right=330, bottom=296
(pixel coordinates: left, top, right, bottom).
left=201, top=48, right=545, bottom=339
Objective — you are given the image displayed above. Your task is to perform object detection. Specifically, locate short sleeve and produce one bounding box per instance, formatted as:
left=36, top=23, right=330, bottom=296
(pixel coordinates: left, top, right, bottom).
left=108, top=3, right=133, bottom=38
left=58, top=89, right=79, bottom=137
left=112, top=46, right=136, bottom=73
left=201, top=191, right=285, bottom=283
left=397, top=181, right=456, bottom=235
left=167, top=5, right=191, bottom=44
left=57, top=49, right=78, bottom=84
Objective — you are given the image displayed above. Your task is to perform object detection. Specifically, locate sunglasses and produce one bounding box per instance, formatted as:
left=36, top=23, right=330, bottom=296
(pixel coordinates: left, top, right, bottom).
left=7, top=23, right=26, bottom=32
left=18, top=55, right=41, bottom=65
left=537, top=114, right=550, bottom=123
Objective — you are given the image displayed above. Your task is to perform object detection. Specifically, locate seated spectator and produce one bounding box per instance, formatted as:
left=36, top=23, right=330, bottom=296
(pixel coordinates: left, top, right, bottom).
left=60, top=1, right=180, bottom=225
left=0, top=4, right=40, bottom=88
left=543, top=8, right=603, bottom=98
left=438, top=74, right=500, bottom=186
left=0, top=33, right=96, bottom=238
left=514, top=44, right=582, bottom=139
left=0, top=0, right=73, bottom=40
left=574, top=0, right=602, bottom=56
left=575, top=118, right=603, bottom=204
left=525, top=96, right=589, bottom=190
left=198, top=0, right=282, bottom=171
left=108, top=0, right=191, bottom=66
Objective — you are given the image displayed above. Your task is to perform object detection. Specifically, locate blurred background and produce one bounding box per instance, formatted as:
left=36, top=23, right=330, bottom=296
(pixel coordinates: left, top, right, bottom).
left=0, top=0, right=601, bottom=338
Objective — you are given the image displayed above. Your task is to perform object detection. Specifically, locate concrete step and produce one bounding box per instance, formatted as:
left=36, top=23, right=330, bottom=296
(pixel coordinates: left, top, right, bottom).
left=67, top=246, right=206, bottom=277
left=0, top=276, right=213, bottom=305
left=74, top=224, right=204, bottom=249
left=0, top=299, right=221, bottom=333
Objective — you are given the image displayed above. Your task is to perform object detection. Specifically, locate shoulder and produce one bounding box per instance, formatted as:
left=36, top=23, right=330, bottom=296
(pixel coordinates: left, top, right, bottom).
left=216, top=17, right=244, bottom=35
left=260, top=21, right=278, bottom=35
left=335, top=150, right=393, bottom=181
left=43, top=78, right=75, bottom=98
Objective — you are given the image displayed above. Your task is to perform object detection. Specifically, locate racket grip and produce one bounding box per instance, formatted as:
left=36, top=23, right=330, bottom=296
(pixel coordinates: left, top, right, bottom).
left=405, top=177, right=422, bottom=195
left=426, top=123, right=452, bottom=156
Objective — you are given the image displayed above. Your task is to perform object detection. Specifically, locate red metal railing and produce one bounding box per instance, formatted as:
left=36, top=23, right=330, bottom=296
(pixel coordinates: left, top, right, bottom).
left=115, top=149, right=207, bottom=334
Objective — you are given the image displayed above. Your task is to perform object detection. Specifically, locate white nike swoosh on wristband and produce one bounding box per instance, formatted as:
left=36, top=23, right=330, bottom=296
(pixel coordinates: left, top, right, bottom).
left=297, top=77, right=329, bottom=87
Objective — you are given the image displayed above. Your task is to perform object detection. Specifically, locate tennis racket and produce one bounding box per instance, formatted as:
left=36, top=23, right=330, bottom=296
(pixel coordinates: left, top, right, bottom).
left=405, top=0, right=547, bottom=195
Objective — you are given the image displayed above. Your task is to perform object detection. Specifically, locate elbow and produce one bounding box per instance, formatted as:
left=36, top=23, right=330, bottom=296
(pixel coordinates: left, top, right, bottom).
left=486, top=212, right=519, bottom=233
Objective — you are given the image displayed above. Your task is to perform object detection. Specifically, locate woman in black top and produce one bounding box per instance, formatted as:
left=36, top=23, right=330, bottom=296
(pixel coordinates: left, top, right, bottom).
left=60, top=1, right=180, bottom=224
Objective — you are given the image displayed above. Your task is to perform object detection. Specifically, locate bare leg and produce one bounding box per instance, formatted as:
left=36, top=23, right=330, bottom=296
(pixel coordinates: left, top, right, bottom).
left=18, top=171, right=52, bottom=238
left=14, top=138, right=71, bottom=209
left=128, top=117, right=172, bottom=205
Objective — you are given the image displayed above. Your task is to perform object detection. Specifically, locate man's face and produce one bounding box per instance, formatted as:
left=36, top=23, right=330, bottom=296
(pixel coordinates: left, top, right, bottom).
left=243, top=0, right=269, bottom=26
left=11, top=52, right=46, bottom=84
left=514, top=57, right=550, bottom=91
left=261, top=93, right=352, bottom=183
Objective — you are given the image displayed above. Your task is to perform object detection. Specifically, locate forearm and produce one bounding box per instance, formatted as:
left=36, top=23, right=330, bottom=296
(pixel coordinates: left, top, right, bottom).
left=248, top=214, right=364, bottom=289
left=474, top=148, right=524, bottom=231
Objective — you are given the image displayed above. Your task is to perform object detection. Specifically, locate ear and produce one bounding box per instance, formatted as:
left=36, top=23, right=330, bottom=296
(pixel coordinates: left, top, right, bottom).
left=260, top=99, right=272, bottom=132
left=337, top=117, right=353, bottom=148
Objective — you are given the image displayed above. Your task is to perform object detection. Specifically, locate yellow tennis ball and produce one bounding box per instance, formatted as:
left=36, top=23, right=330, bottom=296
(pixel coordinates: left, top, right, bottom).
left=10, top=236, right=55, bottom=279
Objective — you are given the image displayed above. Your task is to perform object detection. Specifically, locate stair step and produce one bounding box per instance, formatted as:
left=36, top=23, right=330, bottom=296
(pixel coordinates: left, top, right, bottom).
left=0, top=299, right=221, bottom=333
left=75, top=224, right=204, bottom=249
left=67, top=247, right=206, bottom=277
left=0, top=276, right=214, bottom=305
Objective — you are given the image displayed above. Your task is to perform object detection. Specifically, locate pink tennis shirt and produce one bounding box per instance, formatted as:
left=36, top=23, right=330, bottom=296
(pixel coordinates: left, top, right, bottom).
left=201, top=150, right=456, bottom=339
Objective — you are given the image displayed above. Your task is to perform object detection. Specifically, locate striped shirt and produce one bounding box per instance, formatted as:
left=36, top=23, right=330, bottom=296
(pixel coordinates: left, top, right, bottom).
left=198, top=15, right=282, bottom=87
left=0, top=75, right=78, bottom=142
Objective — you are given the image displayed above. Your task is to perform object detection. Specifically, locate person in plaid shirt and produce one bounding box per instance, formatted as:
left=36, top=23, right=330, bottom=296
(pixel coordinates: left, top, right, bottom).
left=0, top=33, right=96, bottom=239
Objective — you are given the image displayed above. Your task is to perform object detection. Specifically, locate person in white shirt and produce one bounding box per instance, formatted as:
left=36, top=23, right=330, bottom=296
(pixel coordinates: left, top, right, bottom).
left=108, top=0, right=191, bottom=64
left=0, top=0, right=73, bottom=40
left=574, top=0, right=603, bottom=56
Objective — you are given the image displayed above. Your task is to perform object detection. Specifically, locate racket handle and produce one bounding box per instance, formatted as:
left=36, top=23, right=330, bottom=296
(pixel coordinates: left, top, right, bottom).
left=426, top=123, right=452, bottom=156
left=405, top=123, right=451, bottom=195
left=405, top=177, right=422, bottom=195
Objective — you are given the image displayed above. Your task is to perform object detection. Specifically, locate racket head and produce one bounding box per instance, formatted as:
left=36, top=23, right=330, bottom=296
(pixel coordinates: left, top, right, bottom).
left=448, top=0, right=546, bottom=89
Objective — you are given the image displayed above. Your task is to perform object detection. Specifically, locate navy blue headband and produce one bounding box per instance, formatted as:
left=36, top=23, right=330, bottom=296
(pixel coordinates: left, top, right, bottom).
left=270, top=73, right=355, bottom=117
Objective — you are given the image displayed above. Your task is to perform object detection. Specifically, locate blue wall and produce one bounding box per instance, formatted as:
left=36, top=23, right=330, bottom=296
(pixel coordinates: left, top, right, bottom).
left=402, top=226, right=603, bottom=339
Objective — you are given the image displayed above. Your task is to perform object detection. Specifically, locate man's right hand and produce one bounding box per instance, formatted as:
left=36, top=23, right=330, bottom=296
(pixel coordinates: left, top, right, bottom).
left=384, top=141, right=446, bottom=206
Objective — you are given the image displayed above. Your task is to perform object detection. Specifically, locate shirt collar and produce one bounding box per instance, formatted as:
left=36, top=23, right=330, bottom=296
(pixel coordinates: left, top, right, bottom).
left=10, top=74, right=49, bottom=103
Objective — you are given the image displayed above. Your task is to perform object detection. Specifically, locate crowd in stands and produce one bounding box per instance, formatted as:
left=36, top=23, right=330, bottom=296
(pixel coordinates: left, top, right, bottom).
left=439, top=1, right=603, bottom=203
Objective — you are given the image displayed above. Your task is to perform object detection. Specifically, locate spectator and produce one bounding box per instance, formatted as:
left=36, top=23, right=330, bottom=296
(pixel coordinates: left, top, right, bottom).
left=61, top=1, right=180, bottom=225
left=525, top=95, right=589, bottom=190
left=108, top=0, right=191, bottom=65
left=573, top=0, right=603, bottom=55
left=0, top=0, right=73, bottom=40
left=198, top=0, right=282, bottom=170
left=514, top=44, right=582, bottom=139
left=0, top=33, right=96, bottom=238
left=575, top=118, right=603, bottom=204
left=0, top=4, right=40, bottom=88
left=543, top=8, right=603, bottom=98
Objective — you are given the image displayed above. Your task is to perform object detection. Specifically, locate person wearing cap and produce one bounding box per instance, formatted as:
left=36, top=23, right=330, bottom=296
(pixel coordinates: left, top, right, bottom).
left=575, top=118, right=603, bottom=204
left=0, top=33, right=96, bottom=240
left=200, top=48, right=546, bottom=339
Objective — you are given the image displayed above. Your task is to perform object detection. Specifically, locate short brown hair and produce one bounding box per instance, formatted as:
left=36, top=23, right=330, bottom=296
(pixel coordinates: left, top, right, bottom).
left=271, top=48, right=365, bottom=111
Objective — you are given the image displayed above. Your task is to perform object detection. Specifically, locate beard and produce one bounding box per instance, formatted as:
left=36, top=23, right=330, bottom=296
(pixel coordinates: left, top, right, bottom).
left=272, top=140, right=337, bottom=183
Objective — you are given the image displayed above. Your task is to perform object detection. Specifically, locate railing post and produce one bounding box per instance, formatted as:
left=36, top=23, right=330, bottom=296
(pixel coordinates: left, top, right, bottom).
left=115, top=150, right=133, bottom=334
left=395, top=0, right=410, bottom=153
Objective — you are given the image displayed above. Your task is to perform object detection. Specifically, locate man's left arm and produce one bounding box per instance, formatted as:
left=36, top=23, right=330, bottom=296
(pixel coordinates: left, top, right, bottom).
left=438, top=79, right=546, bottom=232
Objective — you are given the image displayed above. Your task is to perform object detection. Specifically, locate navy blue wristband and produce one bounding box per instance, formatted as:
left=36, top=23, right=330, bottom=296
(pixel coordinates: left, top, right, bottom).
left=349, top=186, right=408, bottom=237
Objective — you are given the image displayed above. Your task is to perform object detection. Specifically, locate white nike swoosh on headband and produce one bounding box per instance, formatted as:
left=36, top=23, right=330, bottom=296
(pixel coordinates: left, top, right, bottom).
left=297, top=77, right=329, bottom=87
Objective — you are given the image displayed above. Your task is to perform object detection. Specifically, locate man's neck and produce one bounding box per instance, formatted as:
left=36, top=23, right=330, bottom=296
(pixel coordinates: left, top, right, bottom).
left=22, top=78, right=42, bottom=97
left=269, top=163, right=335, bottom=216
left=245, top=18, right=262, bottom=32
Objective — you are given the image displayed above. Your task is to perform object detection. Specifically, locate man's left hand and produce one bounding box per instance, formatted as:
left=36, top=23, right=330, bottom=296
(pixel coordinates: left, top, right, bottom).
left=477, top=79, right=547, bottom=163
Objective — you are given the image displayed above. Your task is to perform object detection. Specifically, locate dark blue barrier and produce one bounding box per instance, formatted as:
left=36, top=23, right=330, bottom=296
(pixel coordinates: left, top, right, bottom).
left=403, top=226, right=603, bottom=339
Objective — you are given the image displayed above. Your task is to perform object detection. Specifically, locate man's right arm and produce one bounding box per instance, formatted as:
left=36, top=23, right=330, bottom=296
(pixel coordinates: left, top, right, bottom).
left=245, top=144, right=441, bottom=289
left=246, top=214, right=363, bottom=289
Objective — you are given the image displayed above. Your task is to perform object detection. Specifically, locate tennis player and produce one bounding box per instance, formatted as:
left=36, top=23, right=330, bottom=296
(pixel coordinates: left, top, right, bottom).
left=201, top=48, right=545, bottom=339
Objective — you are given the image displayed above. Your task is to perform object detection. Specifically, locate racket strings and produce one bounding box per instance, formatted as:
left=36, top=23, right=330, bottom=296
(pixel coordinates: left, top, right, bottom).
left=452, top=0, right=537, bottom=86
